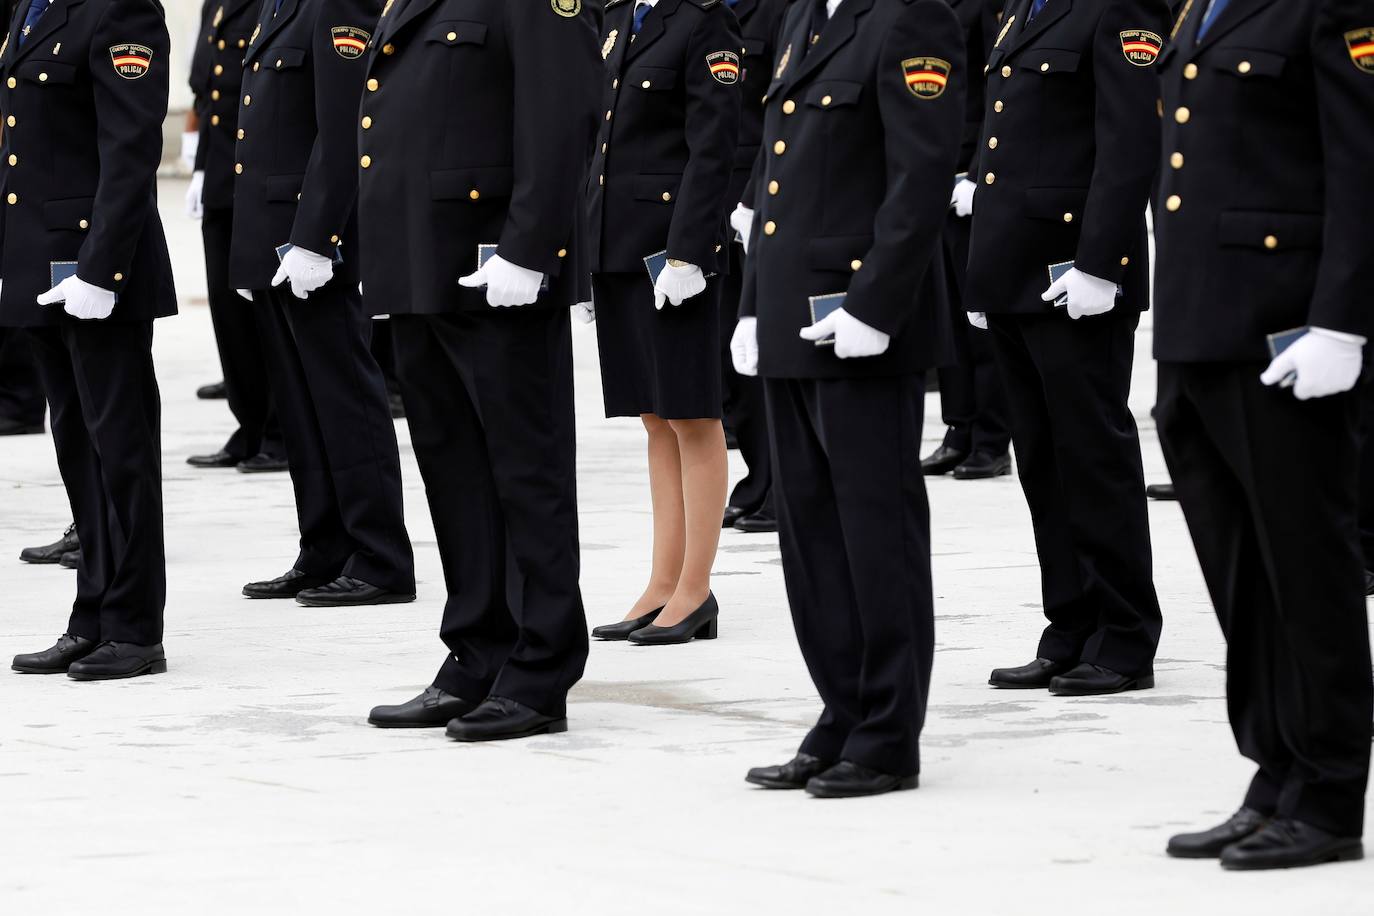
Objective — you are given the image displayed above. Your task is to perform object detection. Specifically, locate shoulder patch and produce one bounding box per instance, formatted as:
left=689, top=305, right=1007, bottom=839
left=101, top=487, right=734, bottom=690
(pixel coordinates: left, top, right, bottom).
left=1119, top=30, right=1162, bottom=67
left=551, top=0, right=581, bottom=17
left=332, top=26, right=370, bottom=59
left=902, top=56, right=950, bottom=99
left=1346, top=28, right=1374, bottom=73
left=110, top=44, right=154, bottom=80
left=707, top=50, right=741, bottom=84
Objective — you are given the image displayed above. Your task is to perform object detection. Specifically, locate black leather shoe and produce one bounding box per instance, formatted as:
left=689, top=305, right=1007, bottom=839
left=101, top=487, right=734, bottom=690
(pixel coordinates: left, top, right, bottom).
left=921, top=444, right=968, bottom=476
left=187, top=449, right=240, bottom=469
left=20, top=524, right=79, bottom=564
left=369, top=686, right=476, bottom=728
left=446, top=696, right=567, bottom=742
left=1220, top=819, right=1363, bottom=871
left=1146, top=483, right=1177, bottom=501
left=0, top=416, right=43, bottom=435
left=989, top=658, right=1073, bottom=689
left=296, top=576, right=416, bottom=607
left=67, top=642, right=167, bottom=681
left=59, top=550, right=81, bottom=570
left=628, top=593, right=719, bottom=645
left=197, top=381, right=227, bottom=400
left=722, top=505, right=748, bottom=528
left=12, top=634, right=97, bottom=674
left=805, top=761, right=919, bottom=799
left=1167, top=808, right=1269, bottom=859
left=242, top=568, right=335, bottom=599
left=592, top=607, right=662, bottom=641
left=1049, top=662, right=1154, bottom=696
left=746, top=753, right=835, bottom=790
left=953, top=452, right=1012, bottom=480
left=734, top=511, right=778, bottom=534
left=237, top=453, right=289, bottom=473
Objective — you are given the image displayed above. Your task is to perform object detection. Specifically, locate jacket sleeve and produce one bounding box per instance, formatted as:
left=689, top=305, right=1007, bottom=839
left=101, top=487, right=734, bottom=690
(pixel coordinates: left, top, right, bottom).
left=667, top=5, right=743, bottom=267
left=841, top=0, right=965, bottom=334
left=1307, top=0, right=1374, bottom=336
left=288, top=0, right=381, bottom=257
left=79, top=0, right=170, bottom=293
left=499, top=2, right=602, bottom=277
left=1073, top=0, right=1167, bottom=283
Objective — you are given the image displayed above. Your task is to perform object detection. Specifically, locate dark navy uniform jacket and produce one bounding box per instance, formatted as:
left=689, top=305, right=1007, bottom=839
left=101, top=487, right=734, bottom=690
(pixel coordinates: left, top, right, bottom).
left=965, top=0, right=1169, bottom=314
left=356, top=0, right=601, bottom=313
left=191, top=0, right=259, bottom=210
left=740, top=0, right=966, bottom=378
left=0, top=0, right=175, bottom=327
left=1154, top=0, right=1374, bottom=362
left=229, top=0, right=381, bottom=289
left=585, top=0, right=743, bottom=276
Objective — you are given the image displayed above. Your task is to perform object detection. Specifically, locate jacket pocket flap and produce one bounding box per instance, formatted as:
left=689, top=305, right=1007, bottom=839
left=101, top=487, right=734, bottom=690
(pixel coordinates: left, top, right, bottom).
left=430, top=166, right=514, bottom=200
left=427, top=21, right=488, bottom=45
left=806, top=235, right=873, bottom=271
left=804, top=81, right=863, bottom=108
left=741, top=38, right=768, bottom=57
left=265, top=174, right=305, bottom=202
left=43, top=197, right=94, bottom=231
left=1020, top=49, right=1081, bottom=74
left=1023, top=187, right=1090, bottom=221
left=265, top=48, right=307, bottom=70
left=1213, top=49, right=1286, bottom=78
left=16, top=60, right=77, bottom=84
left=1218, top=210, right=1323, bottom=249
left=627, top=67, right=677, bottom=91
left=633, top=173, right=683, bottom=203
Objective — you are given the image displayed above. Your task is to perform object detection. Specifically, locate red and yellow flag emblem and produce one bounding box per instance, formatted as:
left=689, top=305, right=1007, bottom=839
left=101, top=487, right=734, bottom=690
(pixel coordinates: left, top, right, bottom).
left=1346, top=28, right=1374, bottom=73
left=707, top=50, right=741, bottom=84
left=109, top=44, right=153, bottom=80
left=1119, top=29, right=1163, bottom=67
left=902, top=57, right=951, bottom=100
left=331, top=26, right=370, bottom=59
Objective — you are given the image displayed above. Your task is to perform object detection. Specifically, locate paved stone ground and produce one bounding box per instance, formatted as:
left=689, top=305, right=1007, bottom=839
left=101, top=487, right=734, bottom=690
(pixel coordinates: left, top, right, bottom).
left=1, top=182, right=1369, bottom=913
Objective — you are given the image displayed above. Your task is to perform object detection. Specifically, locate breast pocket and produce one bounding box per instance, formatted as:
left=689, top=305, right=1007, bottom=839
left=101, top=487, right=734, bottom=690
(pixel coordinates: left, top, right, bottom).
left=803, top=81, right=863, bottom=110
left=1018, top=49, right=1082, bottom=77
left=626, top=67, right=677, bottom=92
left=15, top=60, right=77, bottom=86
left=1211, top=48, right=1286, bottom=80
left=262, top=47, right=307, bottom=72
left=426, top=21, right=489, bottom=48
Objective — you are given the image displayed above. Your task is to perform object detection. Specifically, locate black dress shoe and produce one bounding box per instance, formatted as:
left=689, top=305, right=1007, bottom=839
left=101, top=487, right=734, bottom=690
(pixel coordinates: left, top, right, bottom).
left=20, top=524, right=79, bottom=564
left=369, top=686, right=476, bottom=728
left=12, top=634, right=97, bottom=674
left=1220, top=818, right=1363, bottom=871
left=1167, top=808, right=1269, bottom=859
left=591, top=607, right=662, bottom=641
left=1146, top=483, right=1177, bottom=501
left=0, top=416, right=43, bottom=435
left=1049, top=662, right=1154, bottom=696
left=722, top=505, right=749, bottom=528
left=628, top=593, right=719, bottom=645
left=187, top=449, right=240, bottom=469
left=746, top=753, right=835, bottom=790
left=59, top=550, right=81, bottom=570
left=805, top=761, right=919, bottom=799
left=733, top=511, right=778, bottom=534
left=953, top=452, right=1013, bottom=480
left=237, top=453, right=290, bottom=473
left=989, top=657, right=1073, bottom=689
left=197, top=381, right=227, bottom=400
left=242, top=568, right=336, bottom=599
left=921, top=444, right=968, bottom=476
left=296, top=575, right=416, bottom=607
left=446, top=696, right=567, bottom=742
left=67, top=642, right=167, bottom=681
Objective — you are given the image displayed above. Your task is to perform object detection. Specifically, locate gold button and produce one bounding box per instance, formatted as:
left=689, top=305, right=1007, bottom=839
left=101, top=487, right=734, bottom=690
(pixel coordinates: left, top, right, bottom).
left=237, top=129, right=245, bottom=139
left=235, top=163, right=243, bottom=174
left=367, top=78, right=379, bottom=91
left=276, top=59, right=284, bottom=69
left=1170, top=152, right=1184, bottom=169
left=7, top=154, right=15, bottom=166
left=447, top=31, right=457, bottom=41
left=114, top=273, right=124, bottom=282
left=211, top=114, right=220, bottom=126
left=601, top=142, right=607, bottom=153
left=39, top=72, right=48, bottom=82
left=782, top=99, right=795, bottom=114
left=218, top=39, right=226, bottom=50
left=469, top=189, right=480, bottom=200
left=239, top=39, right=246, bottom=49
left=993, top=100, right=1004, bottom=113
left=1166, top=194, right=1181, bottom=212
left=6, top=116, right=14, bottom=127
left=6, top=78, right=15, bottom=89
left=1063, top=212, right=1073, bottom=223
left=331, top=235, right=340, bottom=244
left=1184, top=63, right=1198, bottom=80
left=360, top=155, right=372, bottom=168
left=767, top=180, right=779, bottom=196
left=1175, top=107, right=1190, bottom=124
left=1001, top=65, right=1012, bottom=78
left=985, top=172, right=996, bottom=185
left=850, top=260, right=862, bottom=272
left=5, top=193, right=15, bottom=204
left=774, top=140, right=786, bottom=155
left=253, top=62, right=260, bottom=72
left=763, top=221, right=776, bottom=236
left=558, top=249, right=568, bottom=258
left=642, top=80, right=651, bottom=89
left=1264, top=235, right=1278, bottom=250
left=821, top=95, right=832, bottom=106
left=605, top=110, right=612, bottom=120
left=661, top=191, right=671, bottom=202
left=1238, top=61, right=1252, bottom=74
left=1157, top=99, right=1164, bottom=117
left=362, top=116, right=372, bottom=129
left=383, top=44, right=395, bottom=55
left=988, top=137, right=998, bottom=150
left=212, top=89, right=221, bottom=100
left=79, top=219, right=89, bottom=230
left=243, top=94, right=251, bottom=106
left=214, top=65, right=224, bottom=76
left=1040, top=62, right=1049, bottom=72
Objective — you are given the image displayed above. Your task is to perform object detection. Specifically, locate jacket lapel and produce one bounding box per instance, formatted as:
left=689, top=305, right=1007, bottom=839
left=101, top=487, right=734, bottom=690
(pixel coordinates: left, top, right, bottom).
left=626, top=0, right=683, bottom=63
left=10, top=0, right=84, bottom=65
left=245, top=0, right=300, bottom=63
left=1191, top=0, right=1279, bottom=56
left=1003, top=0, right=1071, bottom=57
left=780, top=0, right=873, bottom=92
left=376, top=0, right=442, bottom=47
left=731, top=0, right=759, bottom=25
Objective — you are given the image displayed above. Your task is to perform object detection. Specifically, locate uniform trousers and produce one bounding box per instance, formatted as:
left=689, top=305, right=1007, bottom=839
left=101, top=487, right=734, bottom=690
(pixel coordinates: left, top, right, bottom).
left=0, top=328, right=45, bottom=427
left=202, top=207, right=282, bottom=460
left=254, top=282, right=414, bottom=592
left=764, top=372, right=933, bottom=777
left=392, top=310, right=588, bottom=717
left=28, top=321, right=165, bottom=645
left=986, top=310, right=1161, bottom=676
left=1156, top=362, right=1371, bottom=838
left=719, top=244, right=771, bottom=514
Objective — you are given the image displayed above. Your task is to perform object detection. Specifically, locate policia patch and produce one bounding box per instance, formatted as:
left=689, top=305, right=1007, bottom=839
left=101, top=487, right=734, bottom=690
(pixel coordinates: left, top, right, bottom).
left=551, top=0, right=582, bottom=17
left=109, top=44, right=154, bottom=79
left=332, top=26, right=370, bottom=59
left=707, top=50, right=741, bottom=84
left=1119, top=30, right=1163, bottom=66
left=1346, top=28, right=1374, bottom=73
left=902, top=57, right=950, bottom=99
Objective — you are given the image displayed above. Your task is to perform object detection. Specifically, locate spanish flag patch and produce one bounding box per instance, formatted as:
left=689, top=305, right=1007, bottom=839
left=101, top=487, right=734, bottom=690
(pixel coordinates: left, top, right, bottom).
left=1119, top=30, right=1163, bottom=67
left=331, top=26, right=370, bottom=59
left=902, top=57, right=950, bottom=99
left=707, top=50, right=741, bottom=84
left=1345, top=28, right=1374, bottom=74
left=109, top=44, right=153, bottom=80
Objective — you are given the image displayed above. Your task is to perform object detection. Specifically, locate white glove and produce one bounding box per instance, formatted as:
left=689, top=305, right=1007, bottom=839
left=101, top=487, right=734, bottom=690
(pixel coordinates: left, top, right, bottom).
left=572, top=301, right=596, bottom=324
left=731, top=204, right=754, bottom=255
left=654, top=262, right=707, bottom=310
left=799, top=307, right=891, bottom=359
left=37, top=274, right=116, bottom=321
left=458, top=253, right=545, bottom=307
left=271, top=246, right=334, bottom=299
left=731, top=317, right=759, bottom=376
left=180, top=131, right=199, bottom=171
left=1041, top=267, right=1117, bottom=321
left=951, top=178, right=976, bottom=218
left=236, top=289, right=254, bottom=301
left=1260, top=327, right=1366, bottom=401
left=185, top=171, right=205, bottom=220
left=967, top=311, right=988, bottom=330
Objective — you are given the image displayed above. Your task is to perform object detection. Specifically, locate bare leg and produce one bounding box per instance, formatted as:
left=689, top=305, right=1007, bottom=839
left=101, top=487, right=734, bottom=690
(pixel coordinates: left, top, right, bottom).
left=657, top=418, right=727, bottom=627
left=623, top=413, right=686, bottom=619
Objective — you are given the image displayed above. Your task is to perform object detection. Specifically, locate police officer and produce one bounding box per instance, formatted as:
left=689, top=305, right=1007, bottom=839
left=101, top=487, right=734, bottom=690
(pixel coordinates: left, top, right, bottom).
left=920, top=0, right=1011, bottom=481
left=966, top=0, right=1166, bottom=696
left=362, top=0, right=599, bottom=741
left=733, top=0, right=964, bottom=798
left=231, top=0, right=416, bottom=607
left=185, top=0, right=288, bottom=474
left=2, top=0, right=176, bottom=680
left=1155, top=0, right=1373, bottom=871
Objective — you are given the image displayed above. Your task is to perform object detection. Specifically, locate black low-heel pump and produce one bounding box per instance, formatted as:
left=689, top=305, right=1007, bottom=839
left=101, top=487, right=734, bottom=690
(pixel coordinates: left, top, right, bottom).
left=591, top=607, right=663, bottom=641
left=628, top=594, right=719, bottom=646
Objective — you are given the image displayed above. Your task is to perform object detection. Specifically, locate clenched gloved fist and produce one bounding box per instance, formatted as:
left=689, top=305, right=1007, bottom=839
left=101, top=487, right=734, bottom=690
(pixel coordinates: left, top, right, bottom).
left=458, top=253, right=544, bottom=307
left=186, top=171, right=205, bottom=220
left=731, top=317, right=758, bottom=376
left=731, top=204, right=755, bottom=255
left=1042, top=267, right=1117, bottom=320
left=654, top=261, right=707, bottom=310
left=180, top=131, right=199, bottom=172
left=38, top=274, right=116, bottom=321
left=951, top=177, right=976, bottom=218
left=573, top=301, right=596, bottom=324
left=1260, top=327, right=1366, bottom=401
left=967, top=311, right=988, bottom=330
left=271, top=246, right=334, bottom=299
left=799, top=307, right=891, bottom=359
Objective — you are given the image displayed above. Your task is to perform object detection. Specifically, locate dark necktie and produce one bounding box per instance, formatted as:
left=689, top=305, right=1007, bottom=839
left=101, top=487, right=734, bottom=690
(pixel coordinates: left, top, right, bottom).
left=1027, top=0, right=1049, bottom=22
left=632, top=1, right=651, bottom=34
left=1196, top=0, right=1230, bottom=42
left=19, top=0, right=50, bottom=46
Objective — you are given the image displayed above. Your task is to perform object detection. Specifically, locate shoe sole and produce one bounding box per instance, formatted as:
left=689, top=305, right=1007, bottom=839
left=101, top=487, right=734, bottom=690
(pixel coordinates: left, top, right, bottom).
left=367, top=718, right=453, bottom=729
left=953, top=469, right=1012, bottom=480
left=1221, top=843, right=1363, bottom=871
left=19, top=557, right=64, bottom=565
left=12, top=665, right=72, bottom=674
left=242, top=590, right=305, bottom=599
left=237, top=465, right=289, bottom=474
left=988, top=679, right=1055, bottom=689
left=295, top=593, right=417, bottom=607
left=446, top=718, right=569, bottom=742
left=806, top=775, right=920, bottom=799
left=1049, top=676, right=1156, bottom=697
left=67, top=659, right=168, bottom=681
left=744, top=776, right=808, bottom=790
